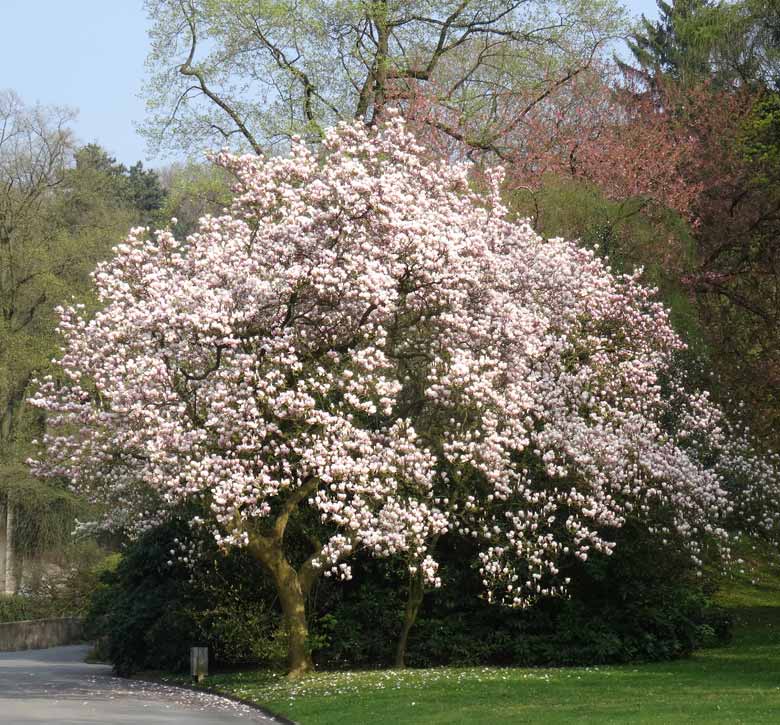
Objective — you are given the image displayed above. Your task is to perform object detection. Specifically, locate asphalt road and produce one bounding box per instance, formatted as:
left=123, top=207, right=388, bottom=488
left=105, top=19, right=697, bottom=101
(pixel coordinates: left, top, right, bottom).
left=0, top=645, right=281, bottom=724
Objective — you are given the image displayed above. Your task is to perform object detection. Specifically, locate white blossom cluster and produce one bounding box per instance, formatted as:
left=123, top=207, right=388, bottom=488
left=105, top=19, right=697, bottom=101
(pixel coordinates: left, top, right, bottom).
left=30, top=116, right=780, bottom=606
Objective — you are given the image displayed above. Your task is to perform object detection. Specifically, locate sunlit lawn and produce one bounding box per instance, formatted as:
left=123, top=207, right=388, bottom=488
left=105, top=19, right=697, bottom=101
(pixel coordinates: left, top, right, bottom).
left=163, top=552, right=780, bottom=724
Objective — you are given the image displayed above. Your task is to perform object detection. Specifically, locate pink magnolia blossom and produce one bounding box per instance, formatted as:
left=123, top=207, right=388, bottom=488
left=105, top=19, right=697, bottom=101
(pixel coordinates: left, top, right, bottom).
left=31, top=116, right=779, bottom=613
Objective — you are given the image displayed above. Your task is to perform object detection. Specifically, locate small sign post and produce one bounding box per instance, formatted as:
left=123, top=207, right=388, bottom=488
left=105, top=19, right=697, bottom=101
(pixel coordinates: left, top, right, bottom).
left=190, top=646, right=208, bottom=683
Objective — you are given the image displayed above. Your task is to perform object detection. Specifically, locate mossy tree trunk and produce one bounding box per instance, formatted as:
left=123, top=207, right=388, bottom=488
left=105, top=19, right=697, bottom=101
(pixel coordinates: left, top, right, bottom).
left=0, top=497, right=15, bottom=594
left=254, top=542, right=317, bottom=677
left=1, top=384, right=29, bottom=596
left=248, top=477, right=322, bottom=678
left=0, top=494, right=6, bottom=593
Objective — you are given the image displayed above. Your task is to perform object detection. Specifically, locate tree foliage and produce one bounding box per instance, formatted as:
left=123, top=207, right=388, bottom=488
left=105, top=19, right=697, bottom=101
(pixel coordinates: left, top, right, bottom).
left=0, top=91, right=76, bottom=449
left=157, top=160, right=233, bottom=238
left=72, top=145, right=167, bottom=226
left=613, top=2, right=780, bottom=442
left=315, top=523, right=730, bottom=668
left=626, top=0, right=780, bottom=89
left=142, top=0, right=628, bottom=155
left=86, top=515, right=283, bottom=677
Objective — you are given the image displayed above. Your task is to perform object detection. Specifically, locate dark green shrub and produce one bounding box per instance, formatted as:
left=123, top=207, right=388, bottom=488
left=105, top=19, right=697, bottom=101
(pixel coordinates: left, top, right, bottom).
left=85, top=517, right=284, bottom=676
left=312, top=523, right=731, bottom=669
left=89, top=514, right=731, bottom=676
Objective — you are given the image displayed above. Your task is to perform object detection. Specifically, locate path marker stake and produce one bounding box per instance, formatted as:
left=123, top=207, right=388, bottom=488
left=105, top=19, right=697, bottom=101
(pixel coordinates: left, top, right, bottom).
left=190, top=646, right=208, bottom=683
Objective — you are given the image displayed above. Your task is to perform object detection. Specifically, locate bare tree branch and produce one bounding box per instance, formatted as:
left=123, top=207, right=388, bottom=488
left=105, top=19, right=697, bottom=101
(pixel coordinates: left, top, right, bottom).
left=177, top=0, right=263, bottom=154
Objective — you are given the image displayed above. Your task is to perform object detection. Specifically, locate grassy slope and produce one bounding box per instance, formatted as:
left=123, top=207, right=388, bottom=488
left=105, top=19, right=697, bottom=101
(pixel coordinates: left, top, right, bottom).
left=180, top=551, right=780, bottom=724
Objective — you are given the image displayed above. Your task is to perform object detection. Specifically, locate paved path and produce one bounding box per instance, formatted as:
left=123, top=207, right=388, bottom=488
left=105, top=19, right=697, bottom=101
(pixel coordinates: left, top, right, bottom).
left=0, top=645, right=280, bottom=724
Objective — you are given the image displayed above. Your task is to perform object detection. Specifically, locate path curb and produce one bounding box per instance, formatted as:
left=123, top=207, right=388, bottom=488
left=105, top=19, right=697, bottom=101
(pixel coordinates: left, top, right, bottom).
left=132, top=673, right=297, bottom=725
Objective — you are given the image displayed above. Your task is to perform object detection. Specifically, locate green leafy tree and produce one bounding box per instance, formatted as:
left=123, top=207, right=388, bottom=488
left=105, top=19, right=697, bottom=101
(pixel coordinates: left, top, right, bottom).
left=0, top=91, right=76, bottom=458
left=627, top=0, right=780, bottom=89
left=0, top=91, right=84, bottom=593
left=157, top=160, right=233, bottom=238
left=142, top=0, right=629, bottom=156
left=73, top=145, right=167, bottom=226
left=0, top=91, right=167, bottom=592
left=126, top=162, right=167, bottom=223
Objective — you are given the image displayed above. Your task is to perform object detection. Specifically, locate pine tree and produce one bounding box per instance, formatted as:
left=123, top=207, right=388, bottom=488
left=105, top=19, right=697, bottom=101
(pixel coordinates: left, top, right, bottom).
left=626, top=1, right=716, bottom=85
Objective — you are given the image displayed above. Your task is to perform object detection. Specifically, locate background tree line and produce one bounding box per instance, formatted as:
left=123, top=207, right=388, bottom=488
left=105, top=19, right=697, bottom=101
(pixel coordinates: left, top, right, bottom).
left=0, top=90, right=174, bottom=595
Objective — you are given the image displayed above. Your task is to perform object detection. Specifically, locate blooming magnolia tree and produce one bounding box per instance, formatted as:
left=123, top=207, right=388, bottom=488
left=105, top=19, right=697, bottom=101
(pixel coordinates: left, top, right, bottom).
left=31, top=117, right=779, bottom=675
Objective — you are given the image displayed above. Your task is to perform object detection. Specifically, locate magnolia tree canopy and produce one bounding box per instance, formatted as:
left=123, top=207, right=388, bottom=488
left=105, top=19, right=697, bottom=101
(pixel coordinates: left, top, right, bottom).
left=31, top=117, right=779, bottom=674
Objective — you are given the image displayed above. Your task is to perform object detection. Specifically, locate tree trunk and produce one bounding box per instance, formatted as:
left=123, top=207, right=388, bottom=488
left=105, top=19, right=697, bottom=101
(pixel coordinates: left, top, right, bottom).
left=371, top=0, right=390, bottom=123
left=3, top=499, right=15, bottom=595
left=0, top=494, right=6, bottom=594
left=0, top=383, right=28, bottom=446
left=279, top=579, right=313, bottom=678
left=253, top=541, right=315, bottom=678
left=394, top=569, right=425, bottom=669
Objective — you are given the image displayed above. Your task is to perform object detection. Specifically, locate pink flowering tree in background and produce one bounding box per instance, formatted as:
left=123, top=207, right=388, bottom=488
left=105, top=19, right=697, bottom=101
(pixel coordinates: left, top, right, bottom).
left=401, top=65, right=703, bottom=217
left=31, top=117, right=779, bottom=675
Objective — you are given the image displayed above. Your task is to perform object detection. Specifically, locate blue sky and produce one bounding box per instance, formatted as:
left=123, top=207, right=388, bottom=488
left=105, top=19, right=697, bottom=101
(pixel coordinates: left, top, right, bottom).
left=3, top=1, right=149, bottom=164
left=2, top=0, right=660, bottom=168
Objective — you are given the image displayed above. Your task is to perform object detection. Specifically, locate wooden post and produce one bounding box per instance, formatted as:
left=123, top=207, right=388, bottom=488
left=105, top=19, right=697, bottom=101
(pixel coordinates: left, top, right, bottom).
left=190, top=646, right=208, bottom=683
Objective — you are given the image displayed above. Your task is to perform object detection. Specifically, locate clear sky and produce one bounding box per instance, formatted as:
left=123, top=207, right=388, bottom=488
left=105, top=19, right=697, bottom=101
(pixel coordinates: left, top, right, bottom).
left=2, top=0, right=661, bottom=168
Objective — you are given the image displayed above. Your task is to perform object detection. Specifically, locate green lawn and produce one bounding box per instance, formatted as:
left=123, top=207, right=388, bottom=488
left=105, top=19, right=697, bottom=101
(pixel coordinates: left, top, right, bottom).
left=167, top=553, right=780, bottom=724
